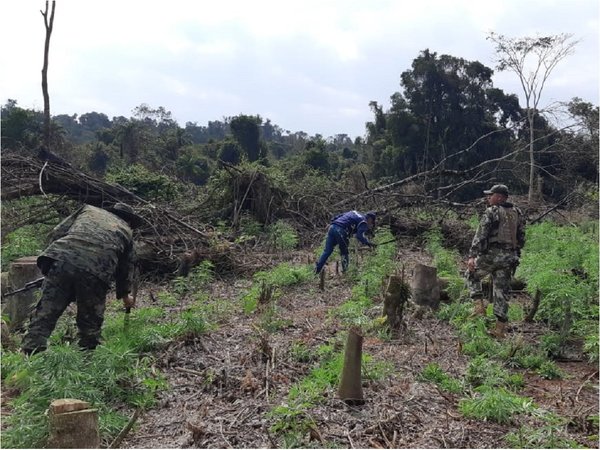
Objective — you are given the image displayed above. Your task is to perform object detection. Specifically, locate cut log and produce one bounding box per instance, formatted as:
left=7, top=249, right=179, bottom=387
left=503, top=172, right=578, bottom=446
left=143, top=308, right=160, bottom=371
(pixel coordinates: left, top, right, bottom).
left=47, top=399, right=99, bottom=448
left=338, top=328, right=365, bottom=405
left=411, top=263, right=440, bottom=310
left=4, top=257, right=42, bottom=331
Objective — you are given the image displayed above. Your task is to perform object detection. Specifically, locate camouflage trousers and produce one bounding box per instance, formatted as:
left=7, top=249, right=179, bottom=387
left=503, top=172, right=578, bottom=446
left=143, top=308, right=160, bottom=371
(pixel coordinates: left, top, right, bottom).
left=21, top=259, right=109, bottom=353
left=467, top=248, right=519, bottom=322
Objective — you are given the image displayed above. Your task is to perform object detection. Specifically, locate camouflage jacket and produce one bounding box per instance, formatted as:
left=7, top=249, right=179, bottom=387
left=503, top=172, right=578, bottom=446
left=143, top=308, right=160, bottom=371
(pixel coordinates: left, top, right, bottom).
left=39, top=205, right=134, bottom=298
left=469, top=202, right=525, bottom=258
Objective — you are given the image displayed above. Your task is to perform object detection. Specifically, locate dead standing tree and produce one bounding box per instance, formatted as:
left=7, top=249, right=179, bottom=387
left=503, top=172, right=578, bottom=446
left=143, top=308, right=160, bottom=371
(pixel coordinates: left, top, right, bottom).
left=487, top=32, right=579, bottom=203
left=41, top=0, right=56, bottom=150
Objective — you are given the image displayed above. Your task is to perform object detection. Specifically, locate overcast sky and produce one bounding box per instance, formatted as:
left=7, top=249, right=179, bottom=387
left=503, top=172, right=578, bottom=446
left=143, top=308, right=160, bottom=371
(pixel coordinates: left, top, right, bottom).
left=1, top=0, right=598, bottom=139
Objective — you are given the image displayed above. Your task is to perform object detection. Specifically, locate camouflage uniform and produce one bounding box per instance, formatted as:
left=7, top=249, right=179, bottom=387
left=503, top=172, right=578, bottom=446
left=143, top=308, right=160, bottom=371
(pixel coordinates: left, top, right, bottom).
left=22, top=205, right=134, bottom=353
left=467, top=202, right=525, bottom=322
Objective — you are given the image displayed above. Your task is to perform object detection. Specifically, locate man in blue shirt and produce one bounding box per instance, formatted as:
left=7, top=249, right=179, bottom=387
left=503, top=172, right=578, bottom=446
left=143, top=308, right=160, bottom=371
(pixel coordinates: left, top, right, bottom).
left=315, top=211, right=376, bottom=274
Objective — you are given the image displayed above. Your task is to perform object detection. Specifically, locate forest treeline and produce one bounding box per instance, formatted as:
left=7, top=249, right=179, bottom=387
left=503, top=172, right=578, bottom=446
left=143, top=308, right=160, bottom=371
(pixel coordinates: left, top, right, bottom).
left=2, top=49, right=598, bottom=204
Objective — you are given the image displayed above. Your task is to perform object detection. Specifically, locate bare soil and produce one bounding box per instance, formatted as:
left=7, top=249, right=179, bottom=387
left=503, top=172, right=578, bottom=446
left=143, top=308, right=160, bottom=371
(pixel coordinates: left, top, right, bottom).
left=120, top=240, right=599, bottom=449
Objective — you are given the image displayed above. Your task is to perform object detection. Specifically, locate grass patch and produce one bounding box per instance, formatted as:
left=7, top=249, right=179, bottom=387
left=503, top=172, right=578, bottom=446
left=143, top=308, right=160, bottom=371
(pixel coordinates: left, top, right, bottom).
left=242, top=263, right=313, bottom=314
left=458, top=386, right=534, bottom=424
left=0, top=298, right=217, bottom=448
left=418, top=363, right=463, bottom=394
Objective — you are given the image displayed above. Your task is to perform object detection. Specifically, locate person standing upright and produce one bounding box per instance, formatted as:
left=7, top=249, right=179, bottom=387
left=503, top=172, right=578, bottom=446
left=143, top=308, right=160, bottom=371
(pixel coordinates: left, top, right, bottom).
left=467, top=184, right=526, bottom=338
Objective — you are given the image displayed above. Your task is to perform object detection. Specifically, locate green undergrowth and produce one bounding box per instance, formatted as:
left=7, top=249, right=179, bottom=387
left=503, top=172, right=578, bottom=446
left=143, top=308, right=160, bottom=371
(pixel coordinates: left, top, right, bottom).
left=0, top=274, right=223, bottom=448
left=332, top=229, right=397, bottom=328
left=517, top=221, right=599, bottom=362
left=425, top=227, right=467, bottom=301
left=242, top=262, right=313, bottom=313
left=267, top=230, right=398, bottom=447
left=269, top=336, right=393, bottom=448
left=425, top=222, right=595, bottom=447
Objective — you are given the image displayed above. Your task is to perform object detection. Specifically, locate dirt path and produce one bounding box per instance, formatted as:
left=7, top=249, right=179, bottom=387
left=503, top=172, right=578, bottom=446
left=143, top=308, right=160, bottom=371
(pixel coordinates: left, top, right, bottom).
left=122, top=243, right=598, bottom=448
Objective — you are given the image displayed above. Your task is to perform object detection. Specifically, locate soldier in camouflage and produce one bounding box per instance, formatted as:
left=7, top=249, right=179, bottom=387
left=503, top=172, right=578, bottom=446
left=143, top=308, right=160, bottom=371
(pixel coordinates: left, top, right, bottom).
left=467, top=184, right=525, bottom=339
left=21, top=203, right=142, bottom=354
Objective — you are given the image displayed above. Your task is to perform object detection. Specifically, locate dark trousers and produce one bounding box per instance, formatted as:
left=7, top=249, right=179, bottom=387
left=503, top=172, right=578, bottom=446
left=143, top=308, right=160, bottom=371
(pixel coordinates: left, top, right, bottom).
left=21, top=260, right=109, bottom=353
left=316, top=224, right=350, bottom=273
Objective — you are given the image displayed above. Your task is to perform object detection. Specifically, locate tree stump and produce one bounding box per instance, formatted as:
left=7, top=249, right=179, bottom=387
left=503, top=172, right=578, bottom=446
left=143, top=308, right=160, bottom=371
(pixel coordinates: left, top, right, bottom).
left=338, top=328, right=365, bottom=405
left=383, top=275, right=411, bottom=333
left=4, top=257, right=42, bottom=331
left=411, top=264, right=440, bottom=310
left=47, top=399, right=100, bottom=448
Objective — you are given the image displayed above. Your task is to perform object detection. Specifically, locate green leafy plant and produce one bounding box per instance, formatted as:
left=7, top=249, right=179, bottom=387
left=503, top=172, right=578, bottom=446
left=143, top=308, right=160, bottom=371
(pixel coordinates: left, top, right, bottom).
left=506, top=344, right=549, bottom=371
left=517, top=222, right=598, bottom=352
left=267, top=220, right=299, bottom=251
left=289, top=342, right=313, bottom=363
left=1, top=223, right=56, bottom=270
left=106, top=163, right=180, bottom=201
left=418, top=363, right=463, bottom=394
left=242, top=263, right=312, bottom=313
left=505, top=413, right=586, bottom=449
left=583, top=332, right=599, bottom=363
left=1, top=344, right=164, bottom=448
left=466, top=356, right=524, bottom=391
left=172, top=260, right=215, bottom=297
left=157, top=290, right=178, bottom=306
left=458, top=386, right=534, bottom=424
left=536, top=360, right=563, bottom=380
left=425, top=227, right=466, bottom=301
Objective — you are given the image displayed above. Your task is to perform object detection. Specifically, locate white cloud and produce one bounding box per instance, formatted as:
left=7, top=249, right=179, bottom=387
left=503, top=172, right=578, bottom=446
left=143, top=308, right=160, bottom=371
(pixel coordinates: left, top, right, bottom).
left=0, top=0, right=597, bottom=138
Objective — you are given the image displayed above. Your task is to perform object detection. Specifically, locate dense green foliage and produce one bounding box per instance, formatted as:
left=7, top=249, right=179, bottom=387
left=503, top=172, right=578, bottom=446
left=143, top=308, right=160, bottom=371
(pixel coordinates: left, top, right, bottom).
left=3, top=47, right=597, bottom=205
left=427, top=223, right=596, bottom=446
left=517, top=221, right=599, bottom=360
left=1, top=223, right=54, bottom=271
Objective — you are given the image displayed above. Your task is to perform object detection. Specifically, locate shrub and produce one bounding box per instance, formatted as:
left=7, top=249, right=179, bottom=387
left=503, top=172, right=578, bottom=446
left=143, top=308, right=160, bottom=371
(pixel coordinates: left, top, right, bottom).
left=106, top=164, right=180, bottom=201
left=458, top=386, right=534, bottom=424
left=466, top=356, right=524, bottom=391
left=266, top=220, right=298, bottom=251
left=1, top=223, right=55, bottom=270
left=517, top=222, right=598, bottom=339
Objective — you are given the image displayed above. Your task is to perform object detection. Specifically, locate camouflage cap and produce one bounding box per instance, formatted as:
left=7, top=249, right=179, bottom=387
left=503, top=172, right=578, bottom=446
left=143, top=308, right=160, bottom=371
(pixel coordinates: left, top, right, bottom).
left=483, top=184, right=509, bottom=196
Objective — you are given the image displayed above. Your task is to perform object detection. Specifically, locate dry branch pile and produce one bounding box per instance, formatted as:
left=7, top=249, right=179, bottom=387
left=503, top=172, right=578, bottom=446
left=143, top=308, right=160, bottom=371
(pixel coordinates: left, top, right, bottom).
left=1, top=152, right=231, bottom=277
left=1, top=151, right=490, bottom=277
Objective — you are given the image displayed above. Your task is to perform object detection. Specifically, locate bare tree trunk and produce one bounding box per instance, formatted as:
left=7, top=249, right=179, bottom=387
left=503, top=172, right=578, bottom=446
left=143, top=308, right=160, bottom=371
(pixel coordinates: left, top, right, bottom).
left=338, top=328, right=365, bottom=405
left=528, top=109, right=536, bottom=203
left=41, top=0, right=56, bottom=149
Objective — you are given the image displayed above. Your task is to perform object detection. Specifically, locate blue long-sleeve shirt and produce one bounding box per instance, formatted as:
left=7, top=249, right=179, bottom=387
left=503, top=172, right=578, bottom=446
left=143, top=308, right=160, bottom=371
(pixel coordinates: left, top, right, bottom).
left=331, top=211, right=372, bottom=245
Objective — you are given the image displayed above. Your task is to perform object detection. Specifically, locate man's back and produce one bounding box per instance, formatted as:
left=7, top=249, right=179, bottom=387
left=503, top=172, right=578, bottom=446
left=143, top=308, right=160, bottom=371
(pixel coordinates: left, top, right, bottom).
left=41, top=205, right=133, bottom=285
